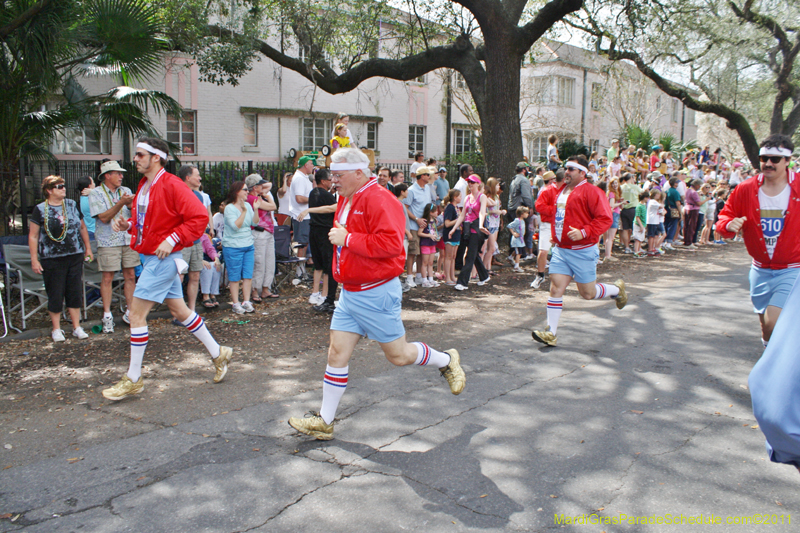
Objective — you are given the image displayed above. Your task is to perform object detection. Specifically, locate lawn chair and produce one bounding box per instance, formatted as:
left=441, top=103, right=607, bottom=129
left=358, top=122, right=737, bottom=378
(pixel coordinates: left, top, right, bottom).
left=0, top=236, right=28, bottom=335
left=82, top=241, right=126, bottom=318
left=273, top=225, right=306, bottom=291
left=2, top=244, right=48, bottom=331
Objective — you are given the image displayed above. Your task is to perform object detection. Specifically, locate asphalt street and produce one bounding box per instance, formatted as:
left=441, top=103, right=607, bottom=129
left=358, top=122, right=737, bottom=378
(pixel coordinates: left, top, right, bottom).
left=1, top=260, right=798, bottom=532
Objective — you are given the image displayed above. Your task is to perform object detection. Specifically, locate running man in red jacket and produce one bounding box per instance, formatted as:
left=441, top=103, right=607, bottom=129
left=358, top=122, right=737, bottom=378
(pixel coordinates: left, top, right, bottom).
left=716, top=134, right=800, bottom=347
left=101, top=137, right=233, bottom=401
left=532, top=155, right=628, bottom=347
left=288, top=148, right=465, bottom=440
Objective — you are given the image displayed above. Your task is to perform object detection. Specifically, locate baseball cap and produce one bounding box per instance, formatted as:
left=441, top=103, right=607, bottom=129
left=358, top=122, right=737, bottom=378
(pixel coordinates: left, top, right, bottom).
left=298, top=155, right=316, bottom=168
left=516, top=161, right=530, bottom=168
left=245, top=174, right=267, bottom=188
left=438, top=167, right=447, bottom=173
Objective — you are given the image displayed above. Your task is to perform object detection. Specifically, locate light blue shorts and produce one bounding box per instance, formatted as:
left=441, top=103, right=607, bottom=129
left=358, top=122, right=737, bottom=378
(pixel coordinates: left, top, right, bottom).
left=749, top=266, right=800, bottom=314
left=133, top=252, right=184, bottom=304
left=224, top=245, right=254, bottom=282
left=331, top=277, right=405, bottom=343
left=548, top=245, right=599, bottom=284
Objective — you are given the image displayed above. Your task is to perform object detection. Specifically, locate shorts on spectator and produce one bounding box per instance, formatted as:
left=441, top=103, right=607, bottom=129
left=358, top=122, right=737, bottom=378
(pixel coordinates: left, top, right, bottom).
left=436, top=239, right=446, bottom=251
left=421, top=245, right=437, bottom=255
left=181, top=241, right=204, bottom=272
left=331, top=278, right=405, bottom=343
left=646, top=224, right=660, bottom=238
left=224, top=245, right=255, bottom=282
left=309, top=226, right=334, bottom=275
left=749, top=266, right=800, bottom=314
left=133, top=252, right=184, bottom=303
left=407, top=232, right=421, bottom=256
left=97, top=245, right=141, bottom=272
left=548, top=245, right=598, bottom=284
left=620, top=207, right=635, bottom=231
left=446, top=240, right=460, bottom=247
left=292, top=218, right=311, bottom=245
left=512, top=247, right=526, bottom=256
left=539, top=222, right=552, bottom=252
left=632, top=225, right=646, bottom=242
left=658, top=222, right=665, bottom=234
left=610, top=212, right=621, bottom=230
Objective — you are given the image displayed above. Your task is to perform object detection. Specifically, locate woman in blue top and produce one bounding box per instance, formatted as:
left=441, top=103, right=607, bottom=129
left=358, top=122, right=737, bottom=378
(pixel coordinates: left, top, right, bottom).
left=76, top=176, right=95, bottom=239
left=222, top=181, right=259, bottom=314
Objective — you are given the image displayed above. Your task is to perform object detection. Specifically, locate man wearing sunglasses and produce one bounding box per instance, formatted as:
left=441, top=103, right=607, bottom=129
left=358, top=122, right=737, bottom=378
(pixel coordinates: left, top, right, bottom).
left=717, top=134, right=800, bottom=347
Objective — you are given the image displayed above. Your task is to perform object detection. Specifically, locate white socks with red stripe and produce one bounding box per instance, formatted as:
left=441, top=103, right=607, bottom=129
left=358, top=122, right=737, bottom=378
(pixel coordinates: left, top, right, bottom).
left=546, top=298, right=563, bottom=335
left=412, top=342, right=451, bottom=368
left=594, top=283, right=620, bottom=299
left=127, top=327, right=148, bottom=382
left=181, top=312, right=220, bottom=358
left=320, top=365, right=348, bottom=424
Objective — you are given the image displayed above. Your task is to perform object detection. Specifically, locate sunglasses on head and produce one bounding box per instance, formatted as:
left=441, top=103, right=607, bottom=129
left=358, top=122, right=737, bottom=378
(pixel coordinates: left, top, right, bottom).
left=759, top=155, right=785, bottom=164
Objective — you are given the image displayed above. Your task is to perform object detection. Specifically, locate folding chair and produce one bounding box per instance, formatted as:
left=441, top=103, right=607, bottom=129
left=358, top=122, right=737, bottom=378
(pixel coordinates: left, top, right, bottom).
left=0, top=237, right=28, bottom=335
left=273, top=225, right=307, bottom=291
left=82, top=241, right=126, bottom=319
left=2, top=244, right=49, bottom=331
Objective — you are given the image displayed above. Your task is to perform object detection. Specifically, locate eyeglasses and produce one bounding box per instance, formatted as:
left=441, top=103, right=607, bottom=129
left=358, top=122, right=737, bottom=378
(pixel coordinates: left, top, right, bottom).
left=53, top=184, right=66, bottom=190
left=759, top=156, right=785, bottom=164
left=331, top=170, right=355, bottom=179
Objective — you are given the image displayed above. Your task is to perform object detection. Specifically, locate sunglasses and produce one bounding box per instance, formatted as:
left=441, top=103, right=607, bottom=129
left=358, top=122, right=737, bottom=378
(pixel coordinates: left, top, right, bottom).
left=52, top=183, right=66, bottom=190
left=759, top=155, right=785, bottom=164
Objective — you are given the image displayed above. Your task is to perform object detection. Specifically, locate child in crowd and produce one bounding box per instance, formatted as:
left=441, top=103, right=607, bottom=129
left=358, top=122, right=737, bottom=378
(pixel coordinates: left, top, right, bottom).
left=200, top=230, right=221, bottom=308
left=417, top=202, right=441, bottom=287
left=700, top=183, right=715, bottom=245
left=507, top=206, right=529, bottom=273
left=330, top=123, right=350, bottom=149
left=633, top=191, right=649, bottom=257
left=646, top=189, right=664, bottom=257
left=443, top=189, right=462, bottom=285
left=713, top=189, right=728, bottom=244
left=392, top=183, right=412, bottom=256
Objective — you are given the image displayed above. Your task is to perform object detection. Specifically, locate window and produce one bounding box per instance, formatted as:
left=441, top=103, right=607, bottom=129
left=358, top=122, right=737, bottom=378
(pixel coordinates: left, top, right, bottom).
left=454, top=128, right=476, bottom=155
left=529, top=77, right=551, bottom=105
left=414, top=74, right=427, bottom=84
left=454, top=72, right=466, bottom=90
left=54, top=126, right=110, bottom=154
left=686, top=108, right=696, bottom=125
left=591, top=83, right=603, bottom=111
left=408, top=126, right=425, bottom=158
left=166, top=111, right=196, bottom=155
left=588, top=139, right=600, bottom=153
left=299, top=44, right=331, bottom=65
left=301, top=118, right=330, bottom=151
left=656, top=95, right=662, bottom=111
left=556, top=77, right=575, bottom=107
left=529, top=136, right=549, bottom=161
left=243, top=113, right=257, bottom=146
left=366, top=122, right=377, bottom=150
left=672, top=99, right=681, bottom=123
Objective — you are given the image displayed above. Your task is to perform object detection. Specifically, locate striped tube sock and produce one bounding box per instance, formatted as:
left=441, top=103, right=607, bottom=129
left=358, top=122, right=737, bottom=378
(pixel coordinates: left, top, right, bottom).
left=762, top=338, right=769, bottom=348
left=412, top=342, right=451, bottom=368
left=546, top=298, right=563, bottom=335
left=181, top=312, right=221, bottom=358
left=594, top=283, right=619, bottom=299
left=320, top=365, right=348, bottom=424
left=127, top=327, right=148, bottom=382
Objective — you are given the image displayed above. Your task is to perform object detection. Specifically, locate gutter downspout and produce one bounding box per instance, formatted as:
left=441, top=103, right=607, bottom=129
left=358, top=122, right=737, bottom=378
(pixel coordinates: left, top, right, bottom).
left=580, top=68, right=587, bottom=145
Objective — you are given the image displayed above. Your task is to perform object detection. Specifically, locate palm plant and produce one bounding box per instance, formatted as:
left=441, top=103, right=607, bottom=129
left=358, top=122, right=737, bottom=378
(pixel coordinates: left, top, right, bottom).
left=657, top=133, right=677, bottom=153
left=0, top=0, right=181, bottom=233
left=623, top=125, right=654, bottom=150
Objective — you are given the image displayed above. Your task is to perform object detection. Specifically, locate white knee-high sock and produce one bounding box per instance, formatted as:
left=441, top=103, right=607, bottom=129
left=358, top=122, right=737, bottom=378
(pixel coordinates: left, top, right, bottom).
left=127, top=327, right=148, bottom=382
left=594, top=283, right=619, bottom=299
left=762, top=338, right=769, bottom=348
left=181, top=312, right=220, bottom=358
left=546, top=297, right=563, bottom=335
left=319, top=365, right=348, bottom=424
left=412, top=342, right=451, bottom=368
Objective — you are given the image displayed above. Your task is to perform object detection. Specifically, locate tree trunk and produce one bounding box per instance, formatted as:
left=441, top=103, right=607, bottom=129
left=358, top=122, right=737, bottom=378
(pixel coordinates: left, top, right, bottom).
left=476, top=35, right=524, bottom=190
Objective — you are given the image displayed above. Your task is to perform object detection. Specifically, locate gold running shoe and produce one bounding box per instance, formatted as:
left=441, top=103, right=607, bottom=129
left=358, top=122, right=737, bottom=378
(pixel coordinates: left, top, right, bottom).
left=440, top=349, right=466, bottom=395
left=532, top=326, right=557, bottom=347
left=213, top=346, right=233, bottom=383
left=102, top=375, right=144, bottom=401
left=614, top=279, right=628, bottom=310
left=288, top=411, right=334, bottom=440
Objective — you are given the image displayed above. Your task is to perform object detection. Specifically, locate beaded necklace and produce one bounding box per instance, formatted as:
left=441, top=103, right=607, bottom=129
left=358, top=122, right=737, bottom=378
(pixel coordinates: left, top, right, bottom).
left=43, top=200, right=68, bottom=242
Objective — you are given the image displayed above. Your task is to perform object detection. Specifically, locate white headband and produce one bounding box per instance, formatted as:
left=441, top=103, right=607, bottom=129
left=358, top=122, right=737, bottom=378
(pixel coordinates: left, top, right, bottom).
left=330, top=162, right=369, bottom=171
left=136, top=142, right=168, bottom=160
left=566, top=161, right=588, bottom=174
left=759, top=147, right=792, bottom=158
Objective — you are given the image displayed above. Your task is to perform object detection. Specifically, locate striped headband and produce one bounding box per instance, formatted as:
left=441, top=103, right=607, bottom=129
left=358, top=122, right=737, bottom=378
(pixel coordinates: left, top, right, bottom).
left=566, top=161, right=588, bottom=173
left=759, top=147, right=792, bottom=157
left=136, top=142, right=168, bottom=160
left=330, top=162, right=369, bottom=171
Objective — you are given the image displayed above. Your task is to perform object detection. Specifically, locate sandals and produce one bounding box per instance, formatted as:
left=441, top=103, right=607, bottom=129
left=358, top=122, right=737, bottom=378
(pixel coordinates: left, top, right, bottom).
left=251, top=295, right=263, bottom=303
left=202, top=299, right=215, bottom=309
left=262, top=292, right=280, bottom=299
left=210, top=296, right=220, bottom=307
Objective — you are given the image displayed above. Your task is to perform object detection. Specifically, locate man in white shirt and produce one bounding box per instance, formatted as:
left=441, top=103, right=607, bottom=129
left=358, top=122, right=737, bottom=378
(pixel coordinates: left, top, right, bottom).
left=290, top=155, right=315, bottom=279
left=452, top=164, right=471, bottom=270
left=409, top=152, right=425, bottom=178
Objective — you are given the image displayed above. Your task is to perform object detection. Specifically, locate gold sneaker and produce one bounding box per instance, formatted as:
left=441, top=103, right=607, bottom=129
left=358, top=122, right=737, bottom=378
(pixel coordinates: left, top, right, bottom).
left=440, top=349, right=466, bottom=395
left=102, top=375, right=144, bottom=401
left=614, top=279, right=628, bottom=309
left=213, top=346, right=233, bottom=383
left=532, top=327, right=557, bottom=347
left=288, top=411, right=334, bottom=440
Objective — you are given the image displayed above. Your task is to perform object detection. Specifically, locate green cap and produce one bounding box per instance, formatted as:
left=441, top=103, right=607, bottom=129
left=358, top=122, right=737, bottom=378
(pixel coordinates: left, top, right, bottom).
left=298, top=155, right=316, bottom=168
